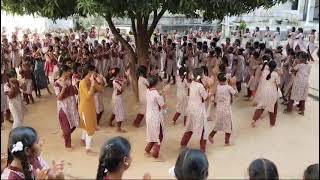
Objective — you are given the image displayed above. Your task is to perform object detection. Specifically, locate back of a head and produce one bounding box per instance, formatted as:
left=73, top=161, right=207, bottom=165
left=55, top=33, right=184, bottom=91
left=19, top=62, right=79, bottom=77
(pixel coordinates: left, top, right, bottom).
left=192, top=68, right=204, bottom=81
left=179, top=67, right=187, bottom=77
left=82, top=63, right=96, bottom=78
left=7, top=126, right=38, bottom=166
left=248, top=158, right=279, bottom=180
left=174, top=148, right=209, bottom=180
left=96, top=137, right=131, bottom=180
left=201, top=66, right=208, bottom=76
left=148, top=75, right=159, bottom=88
left=304, top=164, right=319, bottom=180
left=138, top=65, right=147, bottom=78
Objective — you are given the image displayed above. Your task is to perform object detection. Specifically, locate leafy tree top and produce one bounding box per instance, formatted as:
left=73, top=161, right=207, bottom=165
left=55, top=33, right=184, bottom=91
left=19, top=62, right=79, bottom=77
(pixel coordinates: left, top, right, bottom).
left=2, top=0, right=287, bottom=21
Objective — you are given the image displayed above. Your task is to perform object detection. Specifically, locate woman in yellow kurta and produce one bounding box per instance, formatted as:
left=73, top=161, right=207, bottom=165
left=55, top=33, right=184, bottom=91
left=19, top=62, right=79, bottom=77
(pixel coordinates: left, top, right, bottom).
left=78, top=65, right=103, bottom=154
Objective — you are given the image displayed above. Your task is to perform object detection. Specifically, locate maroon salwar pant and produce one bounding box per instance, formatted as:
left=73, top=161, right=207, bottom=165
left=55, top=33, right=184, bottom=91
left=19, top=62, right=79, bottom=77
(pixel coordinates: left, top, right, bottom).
left=145, top=124, right=163, bottom=158
left=287, top=99, right=305, bottom=113
left=209, top=130, right=231, bottom=144
left=172, top=112, right=187, bottom=126
left=133, top=113, right=144, bottom=127
left=59, top=110, right=76, bottom=148
left=252, top=102, right=278, bottom=126
left=180, top=129, right=206, bottom=152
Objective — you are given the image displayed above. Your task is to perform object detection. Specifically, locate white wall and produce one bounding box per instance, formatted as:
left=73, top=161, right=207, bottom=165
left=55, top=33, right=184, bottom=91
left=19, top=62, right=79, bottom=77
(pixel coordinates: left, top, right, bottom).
left=1, top=11, right=74, bottom=34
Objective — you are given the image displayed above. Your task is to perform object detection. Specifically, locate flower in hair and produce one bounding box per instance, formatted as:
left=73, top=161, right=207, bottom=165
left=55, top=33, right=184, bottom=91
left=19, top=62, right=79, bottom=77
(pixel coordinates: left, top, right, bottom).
left=104, top=168, right=108, bottom=173
left=105, top=144, right=113, bottom=150
left=11, top=141, right=23, bottom=153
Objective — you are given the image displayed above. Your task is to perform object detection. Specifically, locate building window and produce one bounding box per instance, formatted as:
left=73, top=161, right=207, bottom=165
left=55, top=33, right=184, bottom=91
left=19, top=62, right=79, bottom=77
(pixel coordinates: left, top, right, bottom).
left=291, top=0, right=299, bottom=10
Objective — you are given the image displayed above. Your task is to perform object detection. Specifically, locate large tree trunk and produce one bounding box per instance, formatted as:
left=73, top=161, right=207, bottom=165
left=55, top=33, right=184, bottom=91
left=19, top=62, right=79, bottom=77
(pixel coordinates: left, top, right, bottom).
left=128, top=54, right=139, bottom=100
left=135, top=34, right=149, bottom=66
left=104, top=8, right=167, bottom=101
left=105, top=15, right=139, bottom=101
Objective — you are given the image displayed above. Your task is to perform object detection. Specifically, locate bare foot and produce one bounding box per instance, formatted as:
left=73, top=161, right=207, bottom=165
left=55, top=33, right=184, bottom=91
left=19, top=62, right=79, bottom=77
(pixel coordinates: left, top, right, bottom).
left=51, top=131, right=59, bottom=135
left=66, top=147, right=73, bottom=152
left=180, top=145, right=187, bottom=151
left=172, top=121, right=176, bottom=126
left=117, top=128, right=127, bottom=133
left=109, top=121, right=115, bottom=127
left=153, top=156, right=165, bottom=162
left=144, top=152, right=152, bottom=157
left=1, top=126, right=4, bottom=130
left=251, top=121, right=256, bottom=128
left=96, top=126, right=100, bottom=131
left=6, top=119, right=13, bottom=124
left=208, top=136, right=214, bottom=144
left=224, top=143, right=233, bottom=146
left=86, top=149, right=98, bottom=156
left=283, top=109, right=291, bottom=113
left=80, top=139, right=85, bottom=146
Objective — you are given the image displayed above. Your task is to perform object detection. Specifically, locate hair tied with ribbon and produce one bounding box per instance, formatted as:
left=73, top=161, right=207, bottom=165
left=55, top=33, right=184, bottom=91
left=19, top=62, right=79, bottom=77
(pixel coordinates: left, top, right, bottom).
left=263, top=60, right=268, bottom=63
left=11, top=141, right=24, bottom=153
left=183, top=72, right=187, bottom=75
left=196, top=75, right=201, bottom=80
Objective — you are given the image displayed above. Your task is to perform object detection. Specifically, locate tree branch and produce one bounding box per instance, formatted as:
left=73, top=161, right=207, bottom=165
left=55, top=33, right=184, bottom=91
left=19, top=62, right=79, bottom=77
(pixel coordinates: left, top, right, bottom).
left=143, top=13, right=150, bottom=31
left=147, top=7, right=167, bottom=39
left=104, top=14, right=136, bottom=59
left=128, top=10, right=137, bottom=42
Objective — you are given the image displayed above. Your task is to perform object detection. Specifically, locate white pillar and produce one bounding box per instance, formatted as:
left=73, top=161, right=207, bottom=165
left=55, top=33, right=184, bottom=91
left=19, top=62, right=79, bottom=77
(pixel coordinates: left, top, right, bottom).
left=224, top=16, right=230, bottom=38
left=298, top=0, right=306, bottom=20
left=306, top=0, right=316, bottom=22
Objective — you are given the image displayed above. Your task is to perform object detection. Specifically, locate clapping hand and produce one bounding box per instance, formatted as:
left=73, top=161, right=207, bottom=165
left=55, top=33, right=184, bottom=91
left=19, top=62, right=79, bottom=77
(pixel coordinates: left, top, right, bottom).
left=143, top=173, right=151, bottom=180
left=50, top=160, right=64, bottom=179
left=95, top=74, right=103, bottom=84
left=36, top=169, right=49, bottom=180
left=89, top=74, right=96, bottom=87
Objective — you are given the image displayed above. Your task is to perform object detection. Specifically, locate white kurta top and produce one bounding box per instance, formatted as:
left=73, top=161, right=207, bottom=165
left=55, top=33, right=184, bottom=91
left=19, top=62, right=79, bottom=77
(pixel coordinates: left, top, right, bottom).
left=145, top=89, right=165, bottom=143
left=273, top=31, right=281, bottom=49
left=185, top=81, right=208, bottom=139
left=254, top=70, right=280, bottom=113
left=138, top=77, right=149, bottom=114
left=291, top=63, right=311, bottom=101
left=294, top=32, right=306, bottom=52
left=213, top=84, right=237, bottom=133
left=4, top=83, right=24, bottom=128
left=176, top=76, right=189, bottom=114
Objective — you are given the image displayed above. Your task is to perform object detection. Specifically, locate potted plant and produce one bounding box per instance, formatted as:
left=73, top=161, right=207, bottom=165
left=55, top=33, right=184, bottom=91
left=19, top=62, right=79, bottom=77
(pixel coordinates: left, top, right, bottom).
left=275, top=19, right=282, bottom=24
left=239, top=20, right=247, bottom=39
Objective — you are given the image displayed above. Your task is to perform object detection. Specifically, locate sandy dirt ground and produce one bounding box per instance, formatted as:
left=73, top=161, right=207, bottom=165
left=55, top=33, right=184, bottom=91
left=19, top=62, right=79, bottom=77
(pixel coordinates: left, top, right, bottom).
left=1, top=60, right=319, bottom=179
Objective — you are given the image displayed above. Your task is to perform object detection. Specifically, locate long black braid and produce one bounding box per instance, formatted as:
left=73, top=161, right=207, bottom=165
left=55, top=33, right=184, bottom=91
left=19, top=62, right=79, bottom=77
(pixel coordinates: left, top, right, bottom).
left=96, top=159, right=106, bottom=180
left=266, top=61, right=277, bottom=80
left=7, top=127, right=38, bottom=180
left=96, top=137, right=131, bottom=180
left=19, top=153, right=34, bottom=180
left=178, top=67, right=187, bottom=83
left=261, top=55, right=271, bottom=72
left=8, top=151, right=34, bottom=179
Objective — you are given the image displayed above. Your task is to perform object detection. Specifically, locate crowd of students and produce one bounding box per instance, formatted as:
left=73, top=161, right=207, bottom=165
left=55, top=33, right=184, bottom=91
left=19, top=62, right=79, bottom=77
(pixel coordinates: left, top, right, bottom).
left=1, top=127, right=319, bottom=179
left=0, top=25, right=318, bottom=179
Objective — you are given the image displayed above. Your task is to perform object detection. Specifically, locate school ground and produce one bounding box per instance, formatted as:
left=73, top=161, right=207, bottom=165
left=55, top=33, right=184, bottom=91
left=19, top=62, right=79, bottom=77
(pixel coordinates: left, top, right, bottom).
left=1, top=54, right=319, bottom=179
